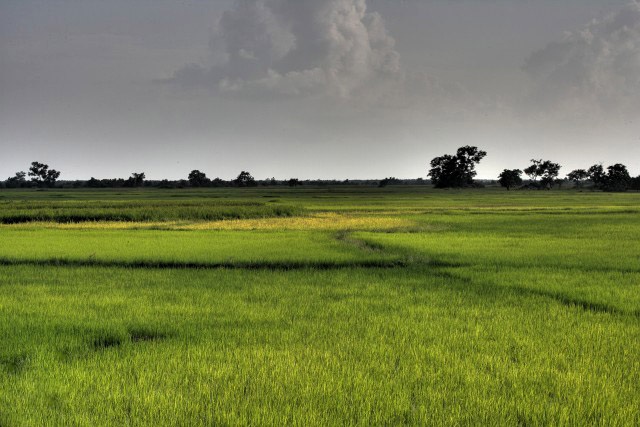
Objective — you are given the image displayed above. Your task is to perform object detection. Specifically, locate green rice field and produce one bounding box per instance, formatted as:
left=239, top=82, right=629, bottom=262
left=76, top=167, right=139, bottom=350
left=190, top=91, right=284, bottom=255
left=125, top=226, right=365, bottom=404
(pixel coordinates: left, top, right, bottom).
left=1, top=187, right=639, bottom=425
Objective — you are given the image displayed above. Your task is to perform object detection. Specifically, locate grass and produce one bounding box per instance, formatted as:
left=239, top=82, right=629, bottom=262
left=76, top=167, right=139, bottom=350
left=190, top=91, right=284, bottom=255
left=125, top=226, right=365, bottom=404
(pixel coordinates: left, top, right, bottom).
left=0, top=199, right=301, bottom=223
left=0, top=186, right=639, bottom=425
left=0, top=228, right=404, bottom=268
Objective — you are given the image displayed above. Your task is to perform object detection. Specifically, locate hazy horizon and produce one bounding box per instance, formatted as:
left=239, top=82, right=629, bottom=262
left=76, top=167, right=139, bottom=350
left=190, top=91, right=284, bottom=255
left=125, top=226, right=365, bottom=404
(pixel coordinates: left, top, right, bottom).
left=2, top=0, right=640, bottom=181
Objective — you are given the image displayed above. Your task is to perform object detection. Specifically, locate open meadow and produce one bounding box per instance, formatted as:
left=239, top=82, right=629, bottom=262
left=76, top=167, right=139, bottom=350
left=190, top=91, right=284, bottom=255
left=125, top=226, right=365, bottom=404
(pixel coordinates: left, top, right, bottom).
left=1, top=187, right=639, bottom=425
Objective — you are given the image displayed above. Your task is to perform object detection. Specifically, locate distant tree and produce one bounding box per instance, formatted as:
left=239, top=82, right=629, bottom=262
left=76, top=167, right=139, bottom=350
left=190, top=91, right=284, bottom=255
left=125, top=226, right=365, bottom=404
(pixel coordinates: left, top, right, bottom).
left=523, top=160, right=539, bottom=183
left=540, top=162, right=561, bottom=189
left=428, top=146, right=487, bottom=188
left=378, top=177, right=401, bottom=188
left=5, top=171, right=28, bottom=188
left=125, top=172, right=145, bottom=187
left=587, top=164, right=606, bottom=188
left=524, top=159, right=561, bottom=189
left=234, top=171, right=256, bottom=187
left=602, top=164, right=631, bottom=192
left=497, top=169, right=523, bottom=190
left=87, top=177, right=103, bottom=188
left=28, top=161, right=61, bottom=187
left=567, top=169, right=589, bottom=188
left=630, top=175, right=640, bottom=191
left=288, top=178, right=301, bottom=187
left=587, top=163, right=630, bottom=191
left=188, top=170, right=210, bottom=187
left=210, top=177, right=225, bottom=187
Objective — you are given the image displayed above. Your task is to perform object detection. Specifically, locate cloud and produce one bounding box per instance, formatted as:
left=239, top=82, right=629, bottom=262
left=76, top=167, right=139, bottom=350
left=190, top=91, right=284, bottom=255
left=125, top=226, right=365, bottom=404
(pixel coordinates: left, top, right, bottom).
left=170, top=0, right=401, bottom=101
left=523, top=1, right=640, bottom=119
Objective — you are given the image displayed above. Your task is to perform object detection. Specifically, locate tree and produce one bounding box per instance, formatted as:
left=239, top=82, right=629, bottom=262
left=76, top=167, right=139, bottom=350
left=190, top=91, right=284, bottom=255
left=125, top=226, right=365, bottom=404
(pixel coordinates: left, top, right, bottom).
left=125, top=172, right=145, bottom=187
left=188, top=170, right=210, bottom=187
left=210, top=177, right=225, bottom=187
left=630, top=175, right=640, bottom=191
left=587, top=164, right=606, bottom=188
left=602, top=164, right=631, bottom=192
left=587, top=163, right=630, bottom=191
left=497, top=169, right=523, bottom=190
left=234, top=171, right=256, bottom=187
left=5, top=171, right=28, bottom=188
left=566, top=169, right=589, bottom=188
left=523, top=161, right=542, bottom=183
left=288, top=178, right=301, bottom=187
left=524, top=159, right=561, bottom=189
left=28, top=161, right=61, bottom=187
left=539, top=162, right=561, bottom=189
left=428, top=146, right=487, bottom=188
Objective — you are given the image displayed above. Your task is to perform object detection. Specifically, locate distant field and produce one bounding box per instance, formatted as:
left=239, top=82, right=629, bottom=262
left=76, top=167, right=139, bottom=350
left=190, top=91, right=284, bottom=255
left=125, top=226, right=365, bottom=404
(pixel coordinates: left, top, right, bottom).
left=1, top=187, right=639, bottom=425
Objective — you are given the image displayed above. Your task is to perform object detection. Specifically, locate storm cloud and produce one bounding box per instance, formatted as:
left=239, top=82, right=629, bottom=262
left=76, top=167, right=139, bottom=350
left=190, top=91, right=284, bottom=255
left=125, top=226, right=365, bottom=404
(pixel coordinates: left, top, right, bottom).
left=524, top=1, right=640, bottom=119
left=172, top=0, right=401, bottom=100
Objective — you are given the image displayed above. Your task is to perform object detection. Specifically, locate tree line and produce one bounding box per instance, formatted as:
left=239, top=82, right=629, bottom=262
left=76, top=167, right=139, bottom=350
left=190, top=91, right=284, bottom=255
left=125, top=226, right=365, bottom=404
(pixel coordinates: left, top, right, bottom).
left=3, top=164, right=263, bottom=189
left=2, top=164, right=382, bottom=189
left=428, top=146, right=640, bottom=192
left=3, top=152, right=640, bottom=191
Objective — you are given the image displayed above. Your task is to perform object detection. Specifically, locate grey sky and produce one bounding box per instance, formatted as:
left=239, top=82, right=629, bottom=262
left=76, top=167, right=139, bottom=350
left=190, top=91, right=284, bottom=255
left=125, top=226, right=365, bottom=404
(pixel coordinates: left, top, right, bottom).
left=1, top=0, right=638, bottom=180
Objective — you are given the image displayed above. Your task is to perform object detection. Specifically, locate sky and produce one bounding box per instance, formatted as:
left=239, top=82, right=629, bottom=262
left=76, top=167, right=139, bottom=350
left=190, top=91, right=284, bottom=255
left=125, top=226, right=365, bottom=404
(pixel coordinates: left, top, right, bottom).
left=1, top=0, right=639, bottom=180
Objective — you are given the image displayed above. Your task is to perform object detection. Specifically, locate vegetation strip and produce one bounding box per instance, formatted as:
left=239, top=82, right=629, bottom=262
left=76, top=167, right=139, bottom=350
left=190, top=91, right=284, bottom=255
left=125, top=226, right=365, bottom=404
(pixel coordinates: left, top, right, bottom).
left=0, top=203, right=303, bottom=224
left=0, top=257, right=408, bottom=271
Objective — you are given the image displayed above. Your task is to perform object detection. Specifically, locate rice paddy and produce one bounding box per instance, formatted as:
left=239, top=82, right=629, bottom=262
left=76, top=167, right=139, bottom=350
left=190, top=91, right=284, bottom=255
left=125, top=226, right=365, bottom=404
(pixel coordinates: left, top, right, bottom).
left=1, top=187, right=639, bottom=425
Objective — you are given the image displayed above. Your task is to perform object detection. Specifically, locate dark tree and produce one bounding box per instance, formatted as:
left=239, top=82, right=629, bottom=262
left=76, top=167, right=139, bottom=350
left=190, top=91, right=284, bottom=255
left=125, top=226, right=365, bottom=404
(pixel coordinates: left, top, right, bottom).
left=288, top=178, right=301, bottom=187
left=28, top=162, right=61, bottom=187
left=5, top=171, right=28, bottom=188
left=87, top=177, right=104, bottom=188
left=126, top=172, right=145, bottom=187
left=523, top=161, right=541, bottom=183
left=428, top=146, right=487, bottom=188
left=497, top=169, right=523, bottom=190
left=234, top=171, right=256, bottom=187
left=602, top=164, right=631, bottom=192
left=587, top=163, right=631, bottom=191
left=524, top=159, right=561, bottom=189
left=566, top=169, right=589, bottom=188
left=210, top=177, right=225, bottom=187
left=188, top=170, right=210, bottom=187
left=539, top=162, right=561, bottom=189
left=630, top=175, right=640, bottom=191
left=587, top=164, right=606, bottom=188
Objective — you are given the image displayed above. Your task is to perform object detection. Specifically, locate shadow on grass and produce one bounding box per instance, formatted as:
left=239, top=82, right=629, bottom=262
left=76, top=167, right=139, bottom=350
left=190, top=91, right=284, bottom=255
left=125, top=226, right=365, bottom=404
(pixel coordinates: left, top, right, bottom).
left=92, top=334, right=123, bottom=350
left=91, top=327, right=173, bottom=352
left=0, top=257, right=409, bottom=271
left=0, top=353, right=30, bottom=375
left=428, top=267, right=639, bottom=319
left=511, top=286, right=640, bottom=318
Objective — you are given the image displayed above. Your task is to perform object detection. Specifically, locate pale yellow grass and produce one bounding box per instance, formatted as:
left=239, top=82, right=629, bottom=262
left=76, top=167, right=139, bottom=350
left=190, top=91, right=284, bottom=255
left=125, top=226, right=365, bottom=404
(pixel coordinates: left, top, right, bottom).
left=180, top=213, right=413, bottom=231
left=2, top=213, right=414, bottom=231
